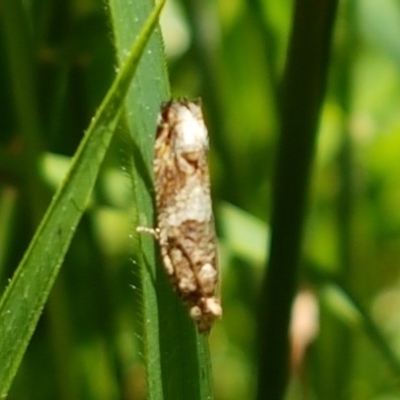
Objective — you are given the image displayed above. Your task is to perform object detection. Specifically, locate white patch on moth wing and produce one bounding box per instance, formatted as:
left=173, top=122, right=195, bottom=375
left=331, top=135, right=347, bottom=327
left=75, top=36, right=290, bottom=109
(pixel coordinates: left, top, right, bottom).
left=189, top=297, right=222, bottom=331
left=165, top=183, right=212, bottom=226
left=178, top=276, right=197, bottom=293
left=204, top=298, right=222, bottom=317
left=174, top=106, right=208, bottom=153
left=190, top=305, right=202, bottom=319
left=197, top=263, right=217, bottom=294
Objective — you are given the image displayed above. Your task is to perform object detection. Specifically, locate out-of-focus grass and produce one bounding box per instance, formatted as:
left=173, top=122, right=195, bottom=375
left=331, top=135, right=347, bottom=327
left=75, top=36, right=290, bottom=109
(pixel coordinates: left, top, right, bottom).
left=2, top=0, right=400, bottom=399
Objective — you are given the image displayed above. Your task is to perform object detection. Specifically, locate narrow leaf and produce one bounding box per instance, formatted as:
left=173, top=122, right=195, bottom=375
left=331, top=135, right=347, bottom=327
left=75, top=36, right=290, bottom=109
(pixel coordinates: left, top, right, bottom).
left=108, top=0, right=216, bottom=398
left=0, top=1, right=165, bottom=396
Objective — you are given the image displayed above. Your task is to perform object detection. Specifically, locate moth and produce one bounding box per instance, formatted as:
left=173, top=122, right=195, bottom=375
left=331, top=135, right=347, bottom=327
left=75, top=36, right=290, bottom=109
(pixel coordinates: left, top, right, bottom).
left=140, top=99, right=222, bottom=334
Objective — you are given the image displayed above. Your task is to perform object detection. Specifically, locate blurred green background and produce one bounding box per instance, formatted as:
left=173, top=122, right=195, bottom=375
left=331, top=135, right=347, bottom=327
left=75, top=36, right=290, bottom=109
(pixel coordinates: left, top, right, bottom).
left=2, top=0, right=400, bottom=399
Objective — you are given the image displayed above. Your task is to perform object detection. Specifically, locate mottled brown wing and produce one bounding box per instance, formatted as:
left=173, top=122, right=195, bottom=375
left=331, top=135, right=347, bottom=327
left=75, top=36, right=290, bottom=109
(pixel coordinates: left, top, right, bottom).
left=152, top=100, right=221, bottom=333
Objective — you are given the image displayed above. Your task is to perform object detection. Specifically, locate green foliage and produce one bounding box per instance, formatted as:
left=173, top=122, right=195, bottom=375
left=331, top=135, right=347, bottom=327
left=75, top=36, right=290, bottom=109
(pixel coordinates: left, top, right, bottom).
left=2, top=0, right=400, bottom=399
left=0, top=0, right=163, bottom=391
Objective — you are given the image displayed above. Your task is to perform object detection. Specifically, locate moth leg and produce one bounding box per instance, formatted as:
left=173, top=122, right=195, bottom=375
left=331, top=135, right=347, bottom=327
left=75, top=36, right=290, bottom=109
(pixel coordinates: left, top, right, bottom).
left=136, top=226, right=160, bottom=240
left=160, top=251, right=174, bottom=276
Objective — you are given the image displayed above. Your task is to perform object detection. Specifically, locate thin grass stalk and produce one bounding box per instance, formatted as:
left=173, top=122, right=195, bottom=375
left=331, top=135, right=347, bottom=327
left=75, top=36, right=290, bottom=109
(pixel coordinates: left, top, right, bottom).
left=257, top=1, right=339, bottom=399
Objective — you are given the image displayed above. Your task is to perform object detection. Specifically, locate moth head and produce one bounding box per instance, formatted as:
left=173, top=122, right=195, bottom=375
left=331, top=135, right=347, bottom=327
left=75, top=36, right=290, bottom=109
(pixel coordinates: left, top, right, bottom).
left=175, top=101, right=208, bottom=154
left=159, top=100, right=209, bottom=156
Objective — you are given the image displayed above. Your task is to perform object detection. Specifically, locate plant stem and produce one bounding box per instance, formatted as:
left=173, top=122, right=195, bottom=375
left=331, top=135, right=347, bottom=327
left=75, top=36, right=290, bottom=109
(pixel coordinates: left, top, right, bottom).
left=257, top=1, right=339, bottom=399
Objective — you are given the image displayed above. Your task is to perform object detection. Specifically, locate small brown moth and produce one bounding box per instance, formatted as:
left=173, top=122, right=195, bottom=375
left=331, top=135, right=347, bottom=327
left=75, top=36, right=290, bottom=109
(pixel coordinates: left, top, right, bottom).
left=140, top=99, right=222, bottom=334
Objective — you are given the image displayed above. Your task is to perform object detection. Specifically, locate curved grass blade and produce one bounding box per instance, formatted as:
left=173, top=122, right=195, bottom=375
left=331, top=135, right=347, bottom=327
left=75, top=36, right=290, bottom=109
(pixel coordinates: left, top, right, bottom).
left=0, top=1, right=165, bottom=397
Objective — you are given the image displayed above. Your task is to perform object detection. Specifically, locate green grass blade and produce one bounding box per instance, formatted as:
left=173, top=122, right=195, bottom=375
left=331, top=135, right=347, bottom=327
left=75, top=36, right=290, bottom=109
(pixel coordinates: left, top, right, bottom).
left=108, top=0, right=215, bottom=398
left=108, top=1, right=168, bottom=398
left=308, top=267, right=400, bottom=379
left=0, top=2, right=165, bottom=397
left=256, top=1, right=339, bottom=399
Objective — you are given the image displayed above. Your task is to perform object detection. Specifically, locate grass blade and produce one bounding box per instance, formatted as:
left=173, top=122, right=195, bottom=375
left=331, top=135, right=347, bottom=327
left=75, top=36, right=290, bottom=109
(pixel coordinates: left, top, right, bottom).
left=257, top=1, right=339, bottom=399
left=0, top=1, right=165, bottom=396
left=108, top=0, right=216, bottom=398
